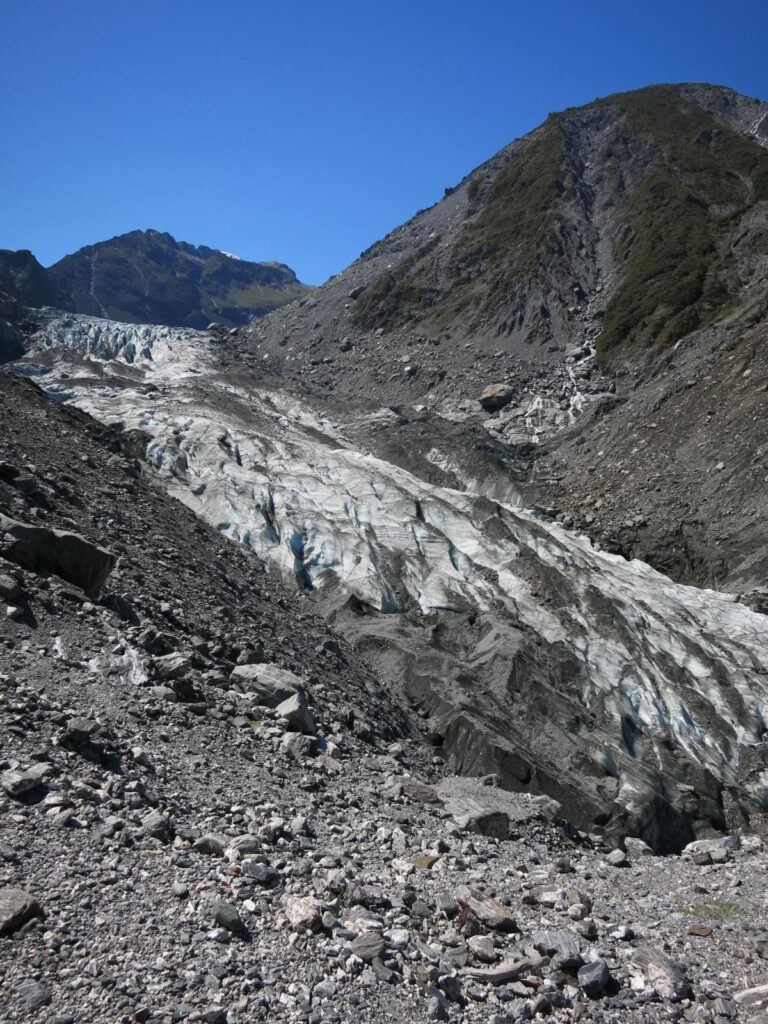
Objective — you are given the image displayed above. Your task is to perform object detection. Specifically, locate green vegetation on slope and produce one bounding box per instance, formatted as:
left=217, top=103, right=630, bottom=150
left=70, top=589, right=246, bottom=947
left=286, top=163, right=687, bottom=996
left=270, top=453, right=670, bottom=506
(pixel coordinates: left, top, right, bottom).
left=597, top=86, right=768, bottom=355
left=353, top=121, right=568, bottom=330
left=354, top=235, right=443, bottom=329
left=449, top=120, right=567, bottom=309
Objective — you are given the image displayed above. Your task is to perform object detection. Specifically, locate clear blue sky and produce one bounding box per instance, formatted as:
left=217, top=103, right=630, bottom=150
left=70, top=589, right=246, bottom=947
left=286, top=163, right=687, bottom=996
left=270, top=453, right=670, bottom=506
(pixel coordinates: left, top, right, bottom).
left=1, top=0, right=766, bottom=284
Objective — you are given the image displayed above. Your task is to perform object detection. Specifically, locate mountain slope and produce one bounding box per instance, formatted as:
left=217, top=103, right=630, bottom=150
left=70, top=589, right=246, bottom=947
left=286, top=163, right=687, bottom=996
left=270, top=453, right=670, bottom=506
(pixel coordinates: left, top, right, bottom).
left=352, top=84, right=768, bottom=357
left=236, top=83, right=768, bottom=596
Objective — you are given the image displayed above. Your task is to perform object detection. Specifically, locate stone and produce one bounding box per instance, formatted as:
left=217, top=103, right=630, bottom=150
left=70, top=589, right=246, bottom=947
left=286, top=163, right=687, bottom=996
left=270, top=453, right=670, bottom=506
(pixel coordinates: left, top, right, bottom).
left=0, top=888, right=44, bottom=935
left=2, top=763, right=50, bottom=798
left=530, top=795, right=561, bottom=821
left=17, top=979, right=51, bottom=1011
left=398, top=778, right=440, bottom=803
left=230, top=663, right=305, bottom=706
left=281, top=732, right=320, bottom=759
left=282, top=895, right=322, bottom=931
left=241, top=862, right=280, bottom=887
left=213, top=900, right=250, bottom=940
left=631, top=946, right=692, bottom=1001
left=441, top=795, right=510, bottom=838
left=461, top=955, right=549, bottom=984
left=148, top=685, right=177, bottom=703
left=0, top=572, right=20, bottom=601
left=624, top=837, right=655, bottom=858
left=228, top=835, right=261, bottom=854
left=456, top=887, right=516, bottom=933
left=606, top=848, right=627, bottom=867
left=683, top=836, right=741, bottom=857
left=194, top=833, right=229, bottom=856
left=479, top=383, right=515, bottom=412
left=532, top=928, right=583, bottom=970
left=688, top=924, right=713, bottom=937
left=276, top=691, right=316, bottom=735
left=578, top=959, right=610, bottom=997
left=62, top=717, right=100, bottom=745
left=153, top=652, right=192, bottom=680
left=467, top=935, right=497, bottom=963
left=142, top=809, right=172, bottom=842
left=351, top=930, right=386, bottom=962
left=0, top=512, right=115, bottom=596
left=734, top=984, right=768, bottom=1009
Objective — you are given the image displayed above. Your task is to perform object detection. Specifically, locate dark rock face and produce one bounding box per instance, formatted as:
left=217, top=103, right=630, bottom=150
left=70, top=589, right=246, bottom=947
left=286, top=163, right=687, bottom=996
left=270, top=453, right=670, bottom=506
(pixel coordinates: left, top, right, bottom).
left=0, top=250, right=59, bottom=308
left=0, top=289, right=25, bottom=362
left=0, top=513, right=116, bottom=597
left=0, top=230, right=310, bottom=329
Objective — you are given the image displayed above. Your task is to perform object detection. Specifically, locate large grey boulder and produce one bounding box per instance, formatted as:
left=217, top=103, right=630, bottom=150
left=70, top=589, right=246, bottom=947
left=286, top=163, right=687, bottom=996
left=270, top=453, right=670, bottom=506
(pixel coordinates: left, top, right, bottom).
left=0, top=513, right=115, bottom=597
left=229, top=663, right=305, bottom=707
left=276, top=691, right=316, bottom=735
left=0, top=888, right=44, bottom=935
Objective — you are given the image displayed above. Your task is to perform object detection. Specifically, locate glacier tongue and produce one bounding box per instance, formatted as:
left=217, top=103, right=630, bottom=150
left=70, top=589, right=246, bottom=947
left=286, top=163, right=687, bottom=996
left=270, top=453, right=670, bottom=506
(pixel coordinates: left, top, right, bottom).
left=14, top=312, right=768, bottom=848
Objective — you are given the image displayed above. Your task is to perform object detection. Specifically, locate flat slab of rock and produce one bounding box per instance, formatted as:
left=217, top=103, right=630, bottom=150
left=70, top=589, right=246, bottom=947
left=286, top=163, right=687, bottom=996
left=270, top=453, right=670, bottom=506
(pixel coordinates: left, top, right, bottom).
left=441, top=795, right=509, bottom=838
left=2, top=763, right=51, bottom=798
left=0, top=887, right=44, bottom=935
left=456, top=886, right=516, bottom=933
left=631, top=946, right=692, bottom=1001
left=735, top=983, right=768, bottom=1009
left=461, top=955, right=548, bottom=984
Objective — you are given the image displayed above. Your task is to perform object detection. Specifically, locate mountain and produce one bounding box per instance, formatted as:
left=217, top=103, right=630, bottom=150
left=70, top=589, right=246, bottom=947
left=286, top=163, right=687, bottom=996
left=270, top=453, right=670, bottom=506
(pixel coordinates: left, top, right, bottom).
left=3, top=82, right=768, bottom=1021
left=0, top=248, right=60, bottom=308
left=0, top=229, right=310, bottom=328
left=241, top=83, right=768, bottom=597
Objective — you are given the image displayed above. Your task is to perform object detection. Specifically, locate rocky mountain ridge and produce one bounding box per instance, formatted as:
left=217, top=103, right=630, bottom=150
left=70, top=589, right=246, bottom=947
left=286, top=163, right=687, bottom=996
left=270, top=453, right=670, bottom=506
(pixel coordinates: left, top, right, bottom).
left=0, top=229, right=310, bottom=329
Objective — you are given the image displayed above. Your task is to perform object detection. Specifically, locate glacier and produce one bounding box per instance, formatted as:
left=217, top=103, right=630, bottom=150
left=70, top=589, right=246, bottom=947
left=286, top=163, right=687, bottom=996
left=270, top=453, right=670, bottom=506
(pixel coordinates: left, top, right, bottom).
left=11, top=311, right=768, bottom=849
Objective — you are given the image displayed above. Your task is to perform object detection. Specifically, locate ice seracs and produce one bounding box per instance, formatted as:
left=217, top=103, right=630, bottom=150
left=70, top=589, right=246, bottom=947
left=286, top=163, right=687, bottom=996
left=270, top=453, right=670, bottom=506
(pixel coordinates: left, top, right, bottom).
left=12, top=310, right=768, bottom=848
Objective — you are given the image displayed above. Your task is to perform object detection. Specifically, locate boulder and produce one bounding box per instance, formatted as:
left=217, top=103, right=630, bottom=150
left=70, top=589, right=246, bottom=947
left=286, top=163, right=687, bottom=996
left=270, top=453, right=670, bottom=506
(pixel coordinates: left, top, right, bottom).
left=230, top=663, right=305, bottom=706
left=2, top=763, right=51, bottom=798
left=0, top=888, right=44, bottom=935
left=276, top=691, right=316, bottom=735
left=0, top=512, right=115, bottom=597
left=282, top=895, right=322, bottom=931
left=441, top=795, right=509, bottom=838
left=479, top=383, right=515, bottom=412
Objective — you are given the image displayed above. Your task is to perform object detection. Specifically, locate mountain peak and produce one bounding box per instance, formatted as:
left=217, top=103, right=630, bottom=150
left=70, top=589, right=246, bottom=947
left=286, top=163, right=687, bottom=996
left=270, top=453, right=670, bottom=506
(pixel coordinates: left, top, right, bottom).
left=0, top=230, right=310, bottom=328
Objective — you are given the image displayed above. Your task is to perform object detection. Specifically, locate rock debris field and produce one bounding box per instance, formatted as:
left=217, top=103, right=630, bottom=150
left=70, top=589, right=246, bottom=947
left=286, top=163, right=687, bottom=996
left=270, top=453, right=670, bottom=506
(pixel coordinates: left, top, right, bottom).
left=2, top=370, right=768, bottom=1024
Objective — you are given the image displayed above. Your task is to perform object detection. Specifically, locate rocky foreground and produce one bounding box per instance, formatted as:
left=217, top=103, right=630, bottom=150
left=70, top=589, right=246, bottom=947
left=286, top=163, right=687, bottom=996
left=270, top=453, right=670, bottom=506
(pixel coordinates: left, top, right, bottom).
left=1, top=372, right=768, bottom=1024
